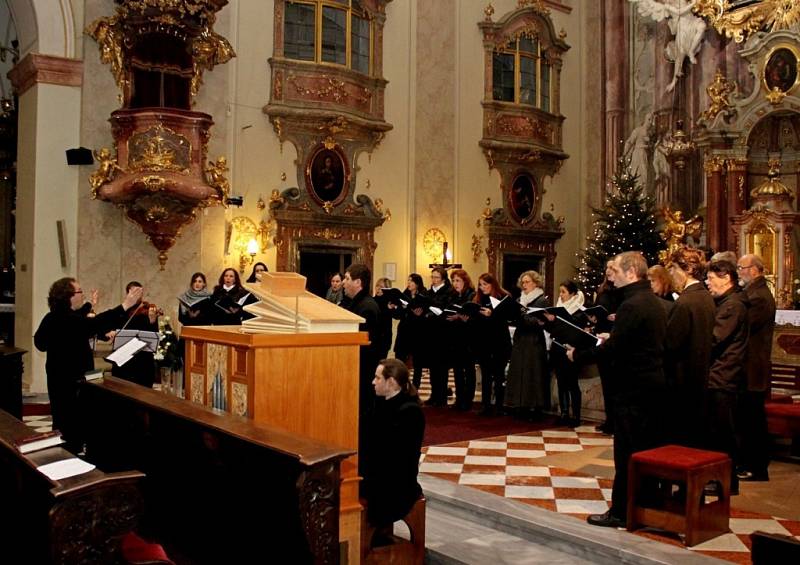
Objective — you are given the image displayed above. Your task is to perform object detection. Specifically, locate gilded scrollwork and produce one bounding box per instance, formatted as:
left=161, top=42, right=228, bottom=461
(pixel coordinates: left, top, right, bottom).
left=693, top=0, right=800, bottom=43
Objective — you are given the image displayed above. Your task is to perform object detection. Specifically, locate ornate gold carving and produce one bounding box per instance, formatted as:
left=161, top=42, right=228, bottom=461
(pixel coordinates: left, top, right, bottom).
left=659, top=207, right=703, bottom=263
left=471, top=233, right=484, bottom=262
left=374, top=198, right=391, bottom=221
left=700, top=69, right=736, bottom=123
left=484, top=3, right=495, bottom=22
left=289, top=74, right=371, bottom=105
left=738, top=176, right=745, bottom=201
left=85, top=16, right=127, bottom=95
left=205, top=156, right=231, bottom=201
left=322, top=201, right=334, bottom=214
left=273, top=71, right=283, bottom=99
left=558, top=28, right=567, bottom=40
left=766, top=87, right=788, bottom=105
left=270, top=189, right=285, bottom=207
left=497, top=115, right=553, bottom=142
left=313, top=228, right=342, bottom=239
left=128, top=125, right=191, bottom=173
left=693, top=0, right=800, bottom=43
left=703, top=154, right=725, bottom=174
left=89, top=148, right=123, bottom=199
left=751, top=158, right=792, bottom=197
left=145, top=205, right=169, bottom=222
left=517, top=0, right=550, bottom=15
left=191, top=27, right=236, bottom=97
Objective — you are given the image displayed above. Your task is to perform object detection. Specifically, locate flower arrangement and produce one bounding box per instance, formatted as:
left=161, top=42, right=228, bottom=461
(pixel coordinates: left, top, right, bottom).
left=154, top=316, right=183, bottom=370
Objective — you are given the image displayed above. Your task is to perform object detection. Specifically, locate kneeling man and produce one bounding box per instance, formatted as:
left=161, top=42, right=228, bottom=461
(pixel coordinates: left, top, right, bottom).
left=362, top=358, right=426, bottom=530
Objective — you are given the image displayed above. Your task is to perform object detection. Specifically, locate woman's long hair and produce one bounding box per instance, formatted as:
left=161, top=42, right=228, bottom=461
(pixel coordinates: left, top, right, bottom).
left=214, top=268, right=242, bottom=293
left=474, top=273, right=509, bottom=302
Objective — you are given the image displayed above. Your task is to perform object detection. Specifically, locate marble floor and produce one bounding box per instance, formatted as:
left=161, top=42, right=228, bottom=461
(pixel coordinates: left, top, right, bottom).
left=419, top=425, right=800, bottom=564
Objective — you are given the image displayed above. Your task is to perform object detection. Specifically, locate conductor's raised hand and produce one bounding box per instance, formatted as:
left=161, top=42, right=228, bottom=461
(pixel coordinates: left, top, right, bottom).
left=122, top=286, right=143, bottom=310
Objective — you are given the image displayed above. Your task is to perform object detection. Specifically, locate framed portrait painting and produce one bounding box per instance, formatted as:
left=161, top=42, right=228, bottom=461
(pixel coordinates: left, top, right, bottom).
left=509, top=173, right=537, bottom=223
left=306, top=145, right=349, bottom=205
left=764, top=46, right=799, bottom=95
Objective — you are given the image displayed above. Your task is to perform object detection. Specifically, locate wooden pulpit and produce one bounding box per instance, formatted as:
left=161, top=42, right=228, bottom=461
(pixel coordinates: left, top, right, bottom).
left=180, top=325, right=367, bottom=562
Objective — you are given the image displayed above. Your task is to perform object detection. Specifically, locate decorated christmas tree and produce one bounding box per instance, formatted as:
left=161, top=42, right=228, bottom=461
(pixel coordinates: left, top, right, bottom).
left=575, top=157, right=665, bottom=297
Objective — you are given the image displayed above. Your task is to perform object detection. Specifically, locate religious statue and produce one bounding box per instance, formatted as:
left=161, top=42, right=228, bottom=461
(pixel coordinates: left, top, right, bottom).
left=629, top=0, right=707, bottom=92
left=89, top=148, right=123, bottom=199
left=699, top=69, right=736, bottom=123
left=660, top=206, right=703, bottom=262
left=85, top=17, right=126, bottom=93
left=205, top=156, right=231, bottom=201
left=623, top=112, right=655, bottom=189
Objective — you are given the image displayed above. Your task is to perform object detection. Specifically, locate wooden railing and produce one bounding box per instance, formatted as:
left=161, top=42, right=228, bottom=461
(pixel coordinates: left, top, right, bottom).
left=82, top=376, right=353, bottom=564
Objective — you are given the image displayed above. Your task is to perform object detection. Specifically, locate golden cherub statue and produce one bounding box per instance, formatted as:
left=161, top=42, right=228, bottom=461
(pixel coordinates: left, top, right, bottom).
left=660, top=206, right=703, bottom=263
left=89, top=147, right=122, bottom=199
left=205, top=156, right=230, bottom=201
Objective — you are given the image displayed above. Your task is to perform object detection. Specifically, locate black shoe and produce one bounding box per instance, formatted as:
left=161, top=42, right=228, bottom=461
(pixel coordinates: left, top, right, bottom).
left=587, top=510, right=625, bottom=528
left=738, top=470, right=769, bottom=482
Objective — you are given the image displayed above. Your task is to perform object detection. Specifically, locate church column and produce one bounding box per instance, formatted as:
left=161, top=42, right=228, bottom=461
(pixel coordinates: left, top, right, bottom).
left=726, top=158, right=748, bottom=253
left=603, top=0, right=628, bottom=183
left=9, top=54, right=83, bottom=393
left=704, top=155, right=726, bottom=253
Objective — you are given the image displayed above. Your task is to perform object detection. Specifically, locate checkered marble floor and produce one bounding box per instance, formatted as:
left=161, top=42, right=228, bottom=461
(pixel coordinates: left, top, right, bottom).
left=420, top=425, right=800, bottom=564
left=23, top=415, right=53, bottom=434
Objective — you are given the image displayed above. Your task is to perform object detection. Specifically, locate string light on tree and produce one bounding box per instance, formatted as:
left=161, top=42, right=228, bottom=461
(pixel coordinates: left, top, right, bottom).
left=574, top=155, right=665, bottom=297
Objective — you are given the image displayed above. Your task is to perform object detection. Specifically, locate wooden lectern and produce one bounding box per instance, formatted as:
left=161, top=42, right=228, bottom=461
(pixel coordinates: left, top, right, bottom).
left=181, top=273, right=368, bottom=562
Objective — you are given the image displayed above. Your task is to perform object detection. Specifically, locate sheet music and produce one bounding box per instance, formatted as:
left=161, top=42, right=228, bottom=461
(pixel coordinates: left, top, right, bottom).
left=112, top=329, right=159, bottom=353
left=106, top=337, right=147, bottom=367
left=489, top=295, right=502, bottom=309
left=37, top=458, right=96, bottom=481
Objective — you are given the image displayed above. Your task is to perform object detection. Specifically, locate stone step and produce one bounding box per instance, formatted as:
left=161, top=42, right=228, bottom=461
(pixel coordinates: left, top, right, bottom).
left=420, top=474, right=728, bottom=565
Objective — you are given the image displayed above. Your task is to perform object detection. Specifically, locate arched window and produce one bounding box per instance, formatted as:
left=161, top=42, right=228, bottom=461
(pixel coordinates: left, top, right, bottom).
left=493, top=35, right=552, bottom=112
left=284, top=0, right=372, bottom=75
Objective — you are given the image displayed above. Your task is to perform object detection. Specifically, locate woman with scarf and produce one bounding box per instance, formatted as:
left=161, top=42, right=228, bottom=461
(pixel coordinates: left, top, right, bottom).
left=178, top=272, right=212, bottom=327
left=505, top=270, right=550, bottom=420
left=550, top=280, right=585, bottom=426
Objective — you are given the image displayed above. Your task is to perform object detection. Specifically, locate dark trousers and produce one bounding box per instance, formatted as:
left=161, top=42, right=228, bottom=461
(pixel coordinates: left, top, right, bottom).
left=610, top=395, right=663, bottom=519
left=49, top=380, right=85, bottom=453
left=598, top=359, right=615, bottom=428
left=553, top=348, right=581, bottom=420
left=452, top=359, right=476, bottom=409
left=479, top=354, right=507, bottom=409
left=428, top=361, right=449, bottom=405
left=738, top=390, right=770, bottom=476
left=706, top=389, right=740, bottom=492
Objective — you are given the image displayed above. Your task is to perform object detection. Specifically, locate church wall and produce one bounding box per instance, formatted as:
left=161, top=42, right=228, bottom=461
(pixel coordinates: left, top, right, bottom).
left=67, top=0, right=597, bottom=339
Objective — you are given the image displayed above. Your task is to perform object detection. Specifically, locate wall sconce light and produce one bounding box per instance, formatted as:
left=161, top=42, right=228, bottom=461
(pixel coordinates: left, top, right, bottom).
left=241, top=238, right=259, bottom=273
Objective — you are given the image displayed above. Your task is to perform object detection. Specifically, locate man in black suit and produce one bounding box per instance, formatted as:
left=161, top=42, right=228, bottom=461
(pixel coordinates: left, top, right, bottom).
left=568, top=251, right=667, bottom=528
left=342, top=264, right=381, bottom=415
left=736, top=254, right=776, bottom=481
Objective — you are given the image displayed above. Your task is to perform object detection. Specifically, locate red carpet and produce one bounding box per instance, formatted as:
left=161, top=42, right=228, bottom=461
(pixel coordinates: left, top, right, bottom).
left=422, top=405, right=560, bottom=446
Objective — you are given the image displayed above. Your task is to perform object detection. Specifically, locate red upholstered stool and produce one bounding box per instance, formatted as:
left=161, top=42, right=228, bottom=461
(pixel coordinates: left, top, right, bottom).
left=627, top=445, right=731, bottom=547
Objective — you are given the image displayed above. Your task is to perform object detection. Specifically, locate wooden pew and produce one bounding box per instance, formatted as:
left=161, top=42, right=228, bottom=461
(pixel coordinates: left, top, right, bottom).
left=82, top=376, right=353, bottom=564
left=0, top=409, right=145, bottom=565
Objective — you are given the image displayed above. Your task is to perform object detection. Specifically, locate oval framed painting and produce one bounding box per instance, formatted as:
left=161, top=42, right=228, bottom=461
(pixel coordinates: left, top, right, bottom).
left=764, top=45, right=799, bottom=95
left=306, top=144, right=350, bottom=206
left=508, top=172, right=537, bottom=223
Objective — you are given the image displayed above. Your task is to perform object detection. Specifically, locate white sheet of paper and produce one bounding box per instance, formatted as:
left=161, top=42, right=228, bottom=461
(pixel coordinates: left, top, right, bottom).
left=489, top=296, right=502, bottom=309
left=429, top=306, right=443, bottom=316
left=37, top=458, right=96, bottom=481
left=106, top=336, right=147, bottom=367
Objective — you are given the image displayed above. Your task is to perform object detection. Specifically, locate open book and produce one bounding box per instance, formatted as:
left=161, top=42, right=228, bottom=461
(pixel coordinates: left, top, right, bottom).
left=241, top=274, right=364, bottom=334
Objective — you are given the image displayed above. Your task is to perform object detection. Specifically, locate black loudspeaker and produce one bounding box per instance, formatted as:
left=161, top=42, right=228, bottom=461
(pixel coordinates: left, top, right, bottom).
left=65, top=147, right=94, bottom=166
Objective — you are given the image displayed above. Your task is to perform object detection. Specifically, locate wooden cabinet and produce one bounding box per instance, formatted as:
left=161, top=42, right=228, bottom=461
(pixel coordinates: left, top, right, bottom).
left=180, top=325, right=367, bottom=563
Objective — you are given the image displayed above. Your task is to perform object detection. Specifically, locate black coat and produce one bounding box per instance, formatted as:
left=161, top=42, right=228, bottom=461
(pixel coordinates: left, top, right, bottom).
left=373, top=293, right=394, bottom=360
left=709, top=287, right=749, bottom=392
left=392, top=289, right=428, bottom=363
left=445, top=288, right=477, bottom=362
left=210, top=285, right=250, bottom=325
left=34, top=303, right=125, bottom=445
left=342, top=289, right=382, bottom=412
left=575, top=279, right=667, bottom=399
left=362, top=391, right=425, bottom=527
left=665, top=281, right=715, bottom=390
left=743, top=277, right=776, bottom=392
left=472, top=293, right=513, bottom=360
left=506, top=292, right=550, bottom=410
